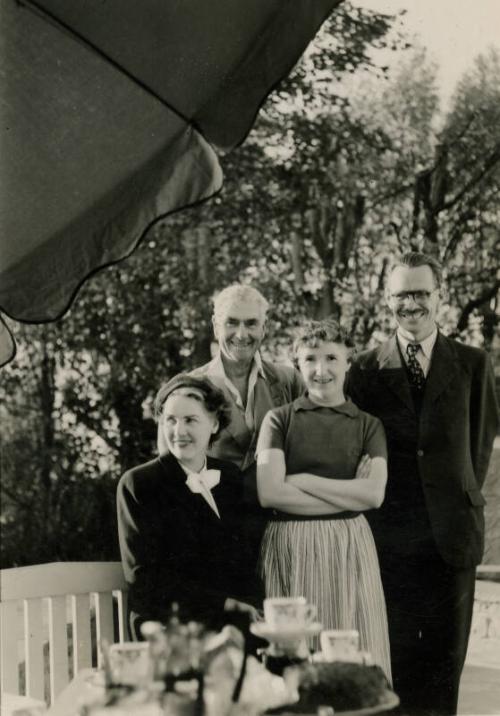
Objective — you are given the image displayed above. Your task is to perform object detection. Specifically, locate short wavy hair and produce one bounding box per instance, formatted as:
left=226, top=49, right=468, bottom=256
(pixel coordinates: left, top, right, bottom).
left=213, top=284, right=269, bottom=321
left=391, top=251, right=443, bottom=288
left=292, top=319, right=355, bottom=365
left=154, top=374, right=231, bottom=443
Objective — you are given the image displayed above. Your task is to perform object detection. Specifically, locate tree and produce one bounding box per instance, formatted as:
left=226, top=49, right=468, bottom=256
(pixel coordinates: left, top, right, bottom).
left=226, top=44, right=441, bottom=344
left=436, top=49, right=500, bottom=348
left=2, top=2, right=406, bottom=566
left=0, top=323, right=119, bottom=566
left=2, top=7, right=498, bottom=568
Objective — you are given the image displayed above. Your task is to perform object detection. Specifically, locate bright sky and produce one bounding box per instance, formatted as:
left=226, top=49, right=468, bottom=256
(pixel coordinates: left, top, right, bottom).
left=352, top=0, right=500, bottom=108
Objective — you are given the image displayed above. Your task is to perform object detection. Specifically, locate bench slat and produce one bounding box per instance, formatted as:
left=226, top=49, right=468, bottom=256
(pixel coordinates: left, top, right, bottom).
left=116, top=590, right=129, bottom=642
left=24, top=598, right=45, bottom=701
left=48, top=595, right=69, bottom=701
left=71, top=594, right=92, bottom=673
left=1, top=562, right=129, bottom=706
left=1, top=600, right=20, bottom=694
left=95, top=592, right=114, bottom=667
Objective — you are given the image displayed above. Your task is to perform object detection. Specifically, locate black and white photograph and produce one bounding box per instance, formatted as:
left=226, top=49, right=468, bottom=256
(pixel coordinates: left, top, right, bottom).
left=1, top=1, right=499, bottom=715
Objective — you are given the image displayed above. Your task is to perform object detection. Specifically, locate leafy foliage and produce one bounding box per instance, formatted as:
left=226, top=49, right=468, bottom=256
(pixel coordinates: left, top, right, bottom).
left=1, top=7, right=498, bottom=567
left=437, top=49, right=500, bottom=344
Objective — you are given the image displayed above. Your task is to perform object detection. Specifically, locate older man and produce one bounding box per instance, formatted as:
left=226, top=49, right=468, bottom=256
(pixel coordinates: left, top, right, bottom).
left=194, top=285, right=303, bottom=470
left=159, top=284, right=303, bottom=557
left=347, top=252, right=498, bottom=716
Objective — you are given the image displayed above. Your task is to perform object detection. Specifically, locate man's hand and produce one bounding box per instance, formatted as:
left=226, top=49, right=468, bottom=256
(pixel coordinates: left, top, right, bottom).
left=355, top=454, right=372, bottom=480
left=224, top=598, right=260, bottom=620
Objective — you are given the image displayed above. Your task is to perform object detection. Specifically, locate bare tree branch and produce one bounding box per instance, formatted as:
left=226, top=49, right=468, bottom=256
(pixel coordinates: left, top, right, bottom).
left=443, top=208, right=476, bottom=261
left=442, top=144, right=500, bottom=211
left=442, top=111, right=478, bottom=149
left=456, top=280, right=500, bottom=332
left=370, top=181, right=414, bottom=209
left=67, top=401, right=121, bottom=454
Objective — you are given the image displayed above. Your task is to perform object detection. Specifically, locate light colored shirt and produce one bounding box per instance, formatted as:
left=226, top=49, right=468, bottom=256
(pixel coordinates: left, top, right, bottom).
left=397, top=328, right=438, bottom=378
left=210, top=351, right=267, bottom=431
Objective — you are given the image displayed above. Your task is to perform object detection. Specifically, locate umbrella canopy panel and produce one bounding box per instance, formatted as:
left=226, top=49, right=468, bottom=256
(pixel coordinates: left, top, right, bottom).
left=1, top=0, right=222, bottom=323
left=0, top=0, right=342, bottom=365
left=31, top=0, right=341, bottom=150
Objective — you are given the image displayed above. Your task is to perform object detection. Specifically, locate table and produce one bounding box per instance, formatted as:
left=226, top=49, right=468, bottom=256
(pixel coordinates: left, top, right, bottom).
left=1, top=693, right=46, bottom=716
left=47, top=670, right=102, bottom=716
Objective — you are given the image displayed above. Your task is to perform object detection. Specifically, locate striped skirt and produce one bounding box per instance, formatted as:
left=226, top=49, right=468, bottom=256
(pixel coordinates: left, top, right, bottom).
left=259, top=514, right=392, bottom=681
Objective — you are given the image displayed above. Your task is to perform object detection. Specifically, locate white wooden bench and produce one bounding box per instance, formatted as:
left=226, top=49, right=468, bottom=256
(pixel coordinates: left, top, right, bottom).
left=0, top=561, right=128, bottom=705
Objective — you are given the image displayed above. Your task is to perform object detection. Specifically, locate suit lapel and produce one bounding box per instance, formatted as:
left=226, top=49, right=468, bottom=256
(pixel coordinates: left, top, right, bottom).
left=252, top=364, right=282, bottom=436
left=205, top=458, right=239, bottom=524
left=377, top=336, right=414, bottom=412
left=158, top=453, right=194, bottom=509
left=262, top=361, right=286, bottom=407
left=423, top=333, right=459, bottom=405
left=158, top=452, right=187, bottom=480
left=161, top=453, right=227, bottom=522
left=207, top=458, right=231, bottom=513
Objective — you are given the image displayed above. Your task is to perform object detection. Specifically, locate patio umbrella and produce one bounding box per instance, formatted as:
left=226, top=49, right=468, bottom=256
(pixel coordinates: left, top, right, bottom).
left=0, top=0, right=342, bottom=365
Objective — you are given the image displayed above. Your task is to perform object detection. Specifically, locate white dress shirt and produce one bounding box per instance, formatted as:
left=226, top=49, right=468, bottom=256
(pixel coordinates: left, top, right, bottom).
left=397, top=328, right=438, bottom=378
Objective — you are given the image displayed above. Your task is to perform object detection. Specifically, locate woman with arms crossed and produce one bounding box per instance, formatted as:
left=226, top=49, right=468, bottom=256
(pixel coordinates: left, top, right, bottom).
left=256, top=320, right=391, bottom=678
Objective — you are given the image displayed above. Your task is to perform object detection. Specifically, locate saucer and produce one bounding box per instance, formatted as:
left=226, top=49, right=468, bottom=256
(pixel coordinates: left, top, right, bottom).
left=250, top=621, right=322, bottom=642
left=84, top=670, right=106, bottom=688
left=311, top=650, right=373, bottom=664
left=266, top=690, right=399, bottom=716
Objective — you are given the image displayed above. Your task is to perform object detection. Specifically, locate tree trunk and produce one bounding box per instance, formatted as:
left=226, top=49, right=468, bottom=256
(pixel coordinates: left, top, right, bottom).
left=192, top=329, right=213, bottom=366
left=314, top=278, right=339, bottom=319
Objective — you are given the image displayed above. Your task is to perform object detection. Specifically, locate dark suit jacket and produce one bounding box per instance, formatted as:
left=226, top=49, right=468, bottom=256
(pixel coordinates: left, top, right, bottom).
left=117, top=453, right=260, bottom=635
left=347, top=332, right=498, bottom=568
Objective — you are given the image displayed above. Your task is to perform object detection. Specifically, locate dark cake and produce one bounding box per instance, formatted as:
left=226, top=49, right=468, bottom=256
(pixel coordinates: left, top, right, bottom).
left=268, top=661, right=392, bottom=713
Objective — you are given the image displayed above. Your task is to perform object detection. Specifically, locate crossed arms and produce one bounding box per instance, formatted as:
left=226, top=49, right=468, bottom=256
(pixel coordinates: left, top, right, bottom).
left=257, top=449, right=387, bottom=515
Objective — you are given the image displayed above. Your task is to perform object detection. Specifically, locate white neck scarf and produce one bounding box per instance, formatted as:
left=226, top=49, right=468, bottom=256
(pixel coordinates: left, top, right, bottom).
left=185, top=468, right=221, bottom=518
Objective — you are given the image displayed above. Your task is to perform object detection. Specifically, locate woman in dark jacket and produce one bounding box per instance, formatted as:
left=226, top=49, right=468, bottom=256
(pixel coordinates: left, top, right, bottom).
left=117, top=374, right=260, bottom=640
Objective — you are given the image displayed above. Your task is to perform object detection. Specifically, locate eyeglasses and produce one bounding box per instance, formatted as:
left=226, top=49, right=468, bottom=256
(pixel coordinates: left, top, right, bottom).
left=389, top=290, right=437, bottom=304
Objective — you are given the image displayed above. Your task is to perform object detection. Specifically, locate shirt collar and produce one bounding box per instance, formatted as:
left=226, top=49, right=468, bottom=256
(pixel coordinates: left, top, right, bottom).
left=397, top=327, right=438, bottom=359
left=252, top=351, right=266, bottom=377
left=211, top=350, right=266, bottom=380
left=293, top=394, right=359, bottom=418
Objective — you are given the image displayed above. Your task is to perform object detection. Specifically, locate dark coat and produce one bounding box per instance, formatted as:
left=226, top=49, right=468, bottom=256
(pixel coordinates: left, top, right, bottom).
left=117, top=452, right=260, bottom=635
left=347, top=332, right=498, bottom=568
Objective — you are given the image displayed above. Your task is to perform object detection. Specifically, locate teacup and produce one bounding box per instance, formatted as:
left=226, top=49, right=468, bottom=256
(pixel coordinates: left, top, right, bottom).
left=320, top=629, right=360, bottom=662
left=108, top=642, right=151, bottom=686
left=263, top=597, right=317, bottom=629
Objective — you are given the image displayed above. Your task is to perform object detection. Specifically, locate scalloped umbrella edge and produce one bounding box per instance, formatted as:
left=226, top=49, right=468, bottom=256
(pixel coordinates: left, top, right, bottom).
left=0, top=0, right=343, bottom=366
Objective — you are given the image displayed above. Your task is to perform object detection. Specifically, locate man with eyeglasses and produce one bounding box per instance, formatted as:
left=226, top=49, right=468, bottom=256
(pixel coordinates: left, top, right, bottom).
left=347, top=251, right=498, bottom=716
